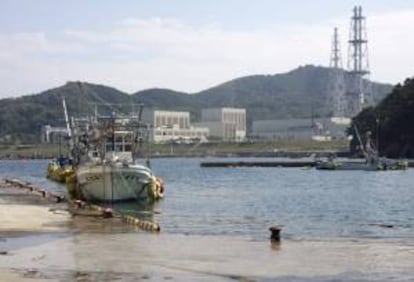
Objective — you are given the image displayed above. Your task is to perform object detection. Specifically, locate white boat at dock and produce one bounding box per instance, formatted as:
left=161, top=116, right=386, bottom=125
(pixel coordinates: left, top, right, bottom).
left=63, top=99, right=164, bottom=203
left=73, top=147, right=163, bottom=202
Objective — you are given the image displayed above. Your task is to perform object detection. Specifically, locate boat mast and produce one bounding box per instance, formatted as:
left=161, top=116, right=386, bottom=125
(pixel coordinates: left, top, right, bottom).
left=353, top=125, right=368, bottom=159
left=62, top=97, right=75, bottom=158
left=132, top=104, right=144, bottom=163
left=62, top=98, right=71, bottom=139
left=110, top=111, right=116, bottom=152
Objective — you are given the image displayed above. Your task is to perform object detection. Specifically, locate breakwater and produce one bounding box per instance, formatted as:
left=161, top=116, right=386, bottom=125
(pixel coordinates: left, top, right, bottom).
left=201, top=159, right=414, bottom=168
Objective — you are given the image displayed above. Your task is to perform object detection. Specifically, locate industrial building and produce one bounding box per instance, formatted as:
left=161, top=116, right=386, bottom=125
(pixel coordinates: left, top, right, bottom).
left=252, top=117, right=350, bottom=141
left=141, top=109, right=209, bottom=143
left=195, top=108, right=246, bottom=142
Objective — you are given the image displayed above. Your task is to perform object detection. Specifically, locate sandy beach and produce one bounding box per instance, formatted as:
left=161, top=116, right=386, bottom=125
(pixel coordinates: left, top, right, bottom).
left=1, top=182, right=414, bottom=281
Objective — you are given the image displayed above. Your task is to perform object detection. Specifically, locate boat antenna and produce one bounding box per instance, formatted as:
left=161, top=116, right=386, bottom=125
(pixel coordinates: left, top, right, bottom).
left=62, top=98, right=72, bottom=138
left=146, top=123, right=151, bottom=168
left=138, top=104, right=144, bottom=121
left=110, top=111, right=116, bottom=152
left=62, top=97, right=75, bottom=156
left=58, top=133, right=62, bottom=157
left=353, top=124, right=368, bottom=158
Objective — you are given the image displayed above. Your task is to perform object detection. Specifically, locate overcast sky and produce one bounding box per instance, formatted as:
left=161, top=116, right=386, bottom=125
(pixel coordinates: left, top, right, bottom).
left=1, top=0, right=413, bottom=98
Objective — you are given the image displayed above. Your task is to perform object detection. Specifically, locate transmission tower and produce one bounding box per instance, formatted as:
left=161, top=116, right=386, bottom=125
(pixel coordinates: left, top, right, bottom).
left=347, top=5, right=372, bottom=116
left=328, top=27, right=346, bottom=117
left=330, top=27, right=342, bottom=69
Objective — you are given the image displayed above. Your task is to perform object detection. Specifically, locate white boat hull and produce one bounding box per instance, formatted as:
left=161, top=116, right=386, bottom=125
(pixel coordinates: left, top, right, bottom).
left=76, top=164, right=156, bottom=202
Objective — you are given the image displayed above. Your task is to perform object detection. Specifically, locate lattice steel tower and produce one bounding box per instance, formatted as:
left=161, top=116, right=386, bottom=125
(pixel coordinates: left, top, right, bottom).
left=328, top=27, right=346, bottom=117
left=347, top=5, right=372, bottom=116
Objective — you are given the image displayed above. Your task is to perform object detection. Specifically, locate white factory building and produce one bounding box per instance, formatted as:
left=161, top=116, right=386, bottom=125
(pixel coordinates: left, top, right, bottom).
left=141, top=109, right=209, bottom=143
left=195, top=108, right=246, bottom=142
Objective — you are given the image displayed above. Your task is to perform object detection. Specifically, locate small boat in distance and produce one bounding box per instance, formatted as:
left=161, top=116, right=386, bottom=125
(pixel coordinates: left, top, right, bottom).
left=315, top=156, right=408, bottom=171
left=316, top=127, right=408, bottom=171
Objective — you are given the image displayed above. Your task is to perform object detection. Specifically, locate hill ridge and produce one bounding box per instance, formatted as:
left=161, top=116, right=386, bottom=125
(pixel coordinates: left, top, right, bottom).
left=0, top=65, right=393, bottom=143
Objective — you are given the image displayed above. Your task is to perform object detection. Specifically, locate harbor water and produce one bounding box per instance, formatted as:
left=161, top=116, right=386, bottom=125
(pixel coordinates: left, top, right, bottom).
left=1, top=158, right=414, bottom=281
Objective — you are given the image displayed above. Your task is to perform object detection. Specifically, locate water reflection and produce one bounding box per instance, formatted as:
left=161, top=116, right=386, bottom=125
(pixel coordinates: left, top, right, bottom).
left=270, top=240, right=281, bottom=251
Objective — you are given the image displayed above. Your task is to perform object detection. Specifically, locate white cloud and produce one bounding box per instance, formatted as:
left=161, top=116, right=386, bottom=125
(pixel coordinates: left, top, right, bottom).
left=1, top=10, right=414, bottom=98
left=368, top=10, right=414, bottom=84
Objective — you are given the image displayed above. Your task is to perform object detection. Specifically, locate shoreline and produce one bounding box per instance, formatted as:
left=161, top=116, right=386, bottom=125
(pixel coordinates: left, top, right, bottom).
left=2, top=232, right=414, bottom=281
left=0, top=141, right=351, bottom=160
left=0, top=151, right=351, bottom=160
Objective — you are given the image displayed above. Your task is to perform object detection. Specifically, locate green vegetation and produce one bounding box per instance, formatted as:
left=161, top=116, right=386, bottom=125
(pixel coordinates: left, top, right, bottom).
left=350, top=77, right=414, bottom=158
left=0, top=82, right=132, bottom=144
left=194, top=65, right=391, bottom=121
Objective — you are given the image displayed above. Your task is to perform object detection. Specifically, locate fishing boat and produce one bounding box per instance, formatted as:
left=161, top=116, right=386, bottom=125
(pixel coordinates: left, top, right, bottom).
left=63, top=99, right=164, bottom=203
left=46, top=156, right=74, bottom=183
left=46, top=129, right=74, bottom=183
left=316, top=127, right=408, bottom=171
left=315, top=156, right=407, bottom=171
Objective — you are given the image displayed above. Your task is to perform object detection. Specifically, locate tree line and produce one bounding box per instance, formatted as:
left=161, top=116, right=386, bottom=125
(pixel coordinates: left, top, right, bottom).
left=349, top=77, right=414, bottom=158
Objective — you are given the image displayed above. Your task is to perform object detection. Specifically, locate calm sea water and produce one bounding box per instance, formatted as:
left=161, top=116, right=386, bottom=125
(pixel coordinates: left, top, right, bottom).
left=1, top=158, right=413, bottom=241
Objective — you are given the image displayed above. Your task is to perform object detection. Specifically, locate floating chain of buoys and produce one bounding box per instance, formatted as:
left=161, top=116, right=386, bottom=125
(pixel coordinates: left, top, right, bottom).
left=0, top=178, right=160, bottom=233
left=121, top=214, right=161, bottom=232
left=70, top=199, right=161, bottom=232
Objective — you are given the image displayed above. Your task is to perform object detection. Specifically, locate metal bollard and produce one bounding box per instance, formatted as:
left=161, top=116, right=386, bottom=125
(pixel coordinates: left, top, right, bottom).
left=103, top=208, right=113, bottom=218
left=269, top=225, right=283, bottom=242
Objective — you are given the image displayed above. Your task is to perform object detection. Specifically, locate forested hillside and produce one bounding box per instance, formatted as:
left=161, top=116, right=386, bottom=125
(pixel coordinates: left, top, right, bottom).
left=350, top=78, right=414, bottom=158
left=0, top=82, right=131, bottom=143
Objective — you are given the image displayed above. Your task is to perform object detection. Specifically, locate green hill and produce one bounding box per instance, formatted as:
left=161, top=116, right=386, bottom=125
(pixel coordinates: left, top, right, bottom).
left=0, top=81, right=132, bottom=143
left=132, top=65, right=392, bottom=125
left=0, top=65, right=393, bottom=143
left=195, top=65, right=391, bottom=120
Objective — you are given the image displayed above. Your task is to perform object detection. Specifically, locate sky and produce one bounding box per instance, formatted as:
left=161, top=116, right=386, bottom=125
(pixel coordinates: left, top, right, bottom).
left=1, top=0, right=414, bottom=98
